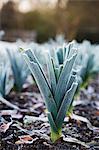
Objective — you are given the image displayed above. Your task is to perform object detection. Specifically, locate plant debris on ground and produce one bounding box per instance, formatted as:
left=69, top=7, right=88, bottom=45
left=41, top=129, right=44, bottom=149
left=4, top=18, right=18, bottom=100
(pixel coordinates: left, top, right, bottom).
left=0, top=75, right=99, bottom=150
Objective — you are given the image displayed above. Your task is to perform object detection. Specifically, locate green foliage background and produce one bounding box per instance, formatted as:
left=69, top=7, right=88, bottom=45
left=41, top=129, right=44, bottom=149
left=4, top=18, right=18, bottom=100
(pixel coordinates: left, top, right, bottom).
left=0, top=0, right=99, bottom=43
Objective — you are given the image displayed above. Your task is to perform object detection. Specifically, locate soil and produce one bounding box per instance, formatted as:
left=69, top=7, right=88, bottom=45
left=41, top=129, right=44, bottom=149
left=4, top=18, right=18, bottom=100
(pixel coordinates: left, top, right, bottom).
left=0, top=75, right=99, bottom=150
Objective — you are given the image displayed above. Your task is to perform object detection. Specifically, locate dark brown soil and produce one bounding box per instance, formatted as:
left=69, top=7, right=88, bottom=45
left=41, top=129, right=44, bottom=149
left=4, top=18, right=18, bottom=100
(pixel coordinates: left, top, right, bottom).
left=0, top=76, right=99, bottom=150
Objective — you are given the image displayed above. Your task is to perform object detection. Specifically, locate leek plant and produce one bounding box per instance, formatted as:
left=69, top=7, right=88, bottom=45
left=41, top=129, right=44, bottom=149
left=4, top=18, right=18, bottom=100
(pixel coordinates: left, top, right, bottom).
left=21, top=41, right=78, bottom=142
left=7, top=49, right=30, bottom=92
left=0, top=63, right=13, bottom=97
left=67, top=42, right=99, bottom=115
left=77, top=46, right=99, bottom=88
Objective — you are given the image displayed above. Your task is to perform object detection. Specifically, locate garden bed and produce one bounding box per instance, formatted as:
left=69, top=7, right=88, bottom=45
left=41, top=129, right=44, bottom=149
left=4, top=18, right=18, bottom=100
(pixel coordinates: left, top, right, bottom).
left=0, top=76, right=99, bottom=150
